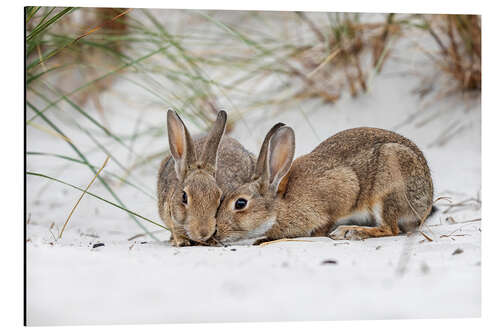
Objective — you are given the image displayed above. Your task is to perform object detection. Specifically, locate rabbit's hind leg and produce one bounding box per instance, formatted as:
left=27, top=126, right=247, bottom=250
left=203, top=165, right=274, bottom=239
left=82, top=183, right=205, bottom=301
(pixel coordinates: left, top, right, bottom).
left=329, top=198, right=400, bottom=240
left=329, top=143, right=424, bottom=241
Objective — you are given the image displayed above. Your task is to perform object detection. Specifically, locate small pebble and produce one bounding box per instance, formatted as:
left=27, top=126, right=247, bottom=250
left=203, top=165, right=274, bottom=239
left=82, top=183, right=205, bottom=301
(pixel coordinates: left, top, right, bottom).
left=376, top=245, right=382, bottom=250
left=321, top=259, right=338, bottom=265
left=92, top=243, right=105, bottom=249
left=452, top=248, right=463, bottom=255
left=230, top=248, right=237, bottom=251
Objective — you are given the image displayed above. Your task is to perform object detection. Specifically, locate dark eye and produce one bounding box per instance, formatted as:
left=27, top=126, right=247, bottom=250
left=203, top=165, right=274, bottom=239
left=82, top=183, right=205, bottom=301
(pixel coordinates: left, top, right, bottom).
left=234, top=198, right=247, bottom=210
left=182, top=191, right=188, bottom=205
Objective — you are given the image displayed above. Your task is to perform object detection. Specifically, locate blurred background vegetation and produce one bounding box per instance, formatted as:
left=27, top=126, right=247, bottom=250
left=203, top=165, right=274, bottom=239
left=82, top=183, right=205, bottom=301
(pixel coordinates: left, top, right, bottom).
left=25, top=7, right=481, bottom=238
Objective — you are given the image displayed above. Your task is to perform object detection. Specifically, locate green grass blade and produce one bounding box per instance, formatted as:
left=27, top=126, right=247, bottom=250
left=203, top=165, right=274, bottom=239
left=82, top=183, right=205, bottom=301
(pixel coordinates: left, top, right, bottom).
left=196, top=11, right=266, bottom=53
left=26, top=7, right=75, bottom=42
left=26, top=63, right=75, bottom=85
left=26, top=7, right=41, bottom=23
left=27, top=171, right=168, bottom=231
left=27, top=151, right=156, bottom=200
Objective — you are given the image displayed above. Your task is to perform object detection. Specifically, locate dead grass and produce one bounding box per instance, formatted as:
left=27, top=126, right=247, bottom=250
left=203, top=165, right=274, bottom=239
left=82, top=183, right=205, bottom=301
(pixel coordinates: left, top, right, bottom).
left=286, top=13, right=401, bottom=103
left=258, top=238, right=315, bottom=246
left=27, top=8, right=132, bottom=108
left=59, top=156, right=110, bottom=239
left=421, top=14, right=481, bottom=93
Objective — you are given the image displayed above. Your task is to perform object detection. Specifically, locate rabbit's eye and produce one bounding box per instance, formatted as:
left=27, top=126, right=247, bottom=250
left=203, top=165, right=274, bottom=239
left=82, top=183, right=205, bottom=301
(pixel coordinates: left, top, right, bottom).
left=182, top=191, right=188, bottom=205
left=234, top=198, right=247, bottom=210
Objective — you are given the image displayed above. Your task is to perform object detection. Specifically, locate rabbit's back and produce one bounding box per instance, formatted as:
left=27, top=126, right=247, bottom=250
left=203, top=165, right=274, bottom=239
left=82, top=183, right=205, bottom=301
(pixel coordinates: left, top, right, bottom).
left=312, top=127, right=428, bottom=167
left=316, top=127, right=432, bottom=203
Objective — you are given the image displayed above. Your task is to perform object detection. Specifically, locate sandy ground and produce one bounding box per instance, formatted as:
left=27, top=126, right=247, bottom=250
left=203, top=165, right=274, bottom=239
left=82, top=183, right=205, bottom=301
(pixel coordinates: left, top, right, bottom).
left=25, top=12, right=481, bottom=325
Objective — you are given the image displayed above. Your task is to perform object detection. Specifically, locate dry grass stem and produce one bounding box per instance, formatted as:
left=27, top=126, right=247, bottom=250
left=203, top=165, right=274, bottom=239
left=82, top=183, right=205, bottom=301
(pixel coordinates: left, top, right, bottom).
left=434, top=196, right=453, bottom=204
left=29, top=122, right=73, bottom=143
left=420, top=15, right=481, bottom=94
left=59, top=156, right=110, bottom=239
left=306, top=48, right=341, bottom=78
left=258, top=238, right=315, bottom=247
left=442, top=197, right=481, bottom=214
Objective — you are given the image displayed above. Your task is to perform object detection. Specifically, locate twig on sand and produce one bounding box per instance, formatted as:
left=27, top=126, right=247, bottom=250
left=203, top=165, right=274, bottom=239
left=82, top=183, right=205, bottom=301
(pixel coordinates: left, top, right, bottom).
left=440, top=226, right=470, bottom=239
left=434, top=196, right=452, bottom=204
left=59, top=156, right=110, bottom=239
left=442, top=197, right=481, bottom=214
left=48, top=222, right=57, bottom=242
left=419, top=231, right=433, bottom=242
left=258, top=238, right=315, bottom=247
left=445, top=216, right=481, bottom=224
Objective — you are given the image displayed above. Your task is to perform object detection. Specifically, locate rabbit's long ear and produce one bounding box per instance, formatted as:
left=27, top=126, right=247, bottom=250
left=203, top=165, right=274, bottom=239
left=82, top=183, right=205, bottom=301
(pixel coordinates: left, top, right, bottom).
left=267, top=126, right=295, bottom=193
left=254, top=122, right=286, bottom=180
left=259, top=126, right=295, bottom=195
left=167, top=110, right=196, bottom=181
left=199, top=110, right=227, bottom=173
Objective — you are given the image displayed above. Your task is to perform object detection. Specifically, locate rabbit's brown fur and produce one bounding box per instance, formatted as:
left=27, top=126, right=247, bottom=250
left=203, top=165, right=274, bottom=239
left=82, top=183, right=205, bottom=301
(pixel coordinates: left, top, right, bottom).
left=214, top=126, right=434, bottom=244
left=157, top=111, right=254, bottom=246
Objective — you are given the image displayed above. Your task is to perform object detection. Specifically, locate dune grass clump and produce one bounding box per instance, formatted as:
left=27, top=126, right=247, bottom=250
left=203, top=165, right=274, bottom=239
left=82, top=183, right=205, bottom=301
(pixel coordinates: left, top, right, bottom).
left=284, top=12, right=401, bottom=103
left=420, top=14, right=481, bottom=93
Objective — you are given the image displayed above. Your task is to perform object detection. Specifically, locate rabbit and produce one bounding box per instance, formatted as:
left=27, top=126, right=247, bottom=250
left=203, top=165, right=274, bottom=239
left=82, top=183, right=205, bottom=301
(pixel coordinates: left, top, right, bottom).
left=213, top=124, right=434, bottom=244
left=157, top=110, right=255, bottom=246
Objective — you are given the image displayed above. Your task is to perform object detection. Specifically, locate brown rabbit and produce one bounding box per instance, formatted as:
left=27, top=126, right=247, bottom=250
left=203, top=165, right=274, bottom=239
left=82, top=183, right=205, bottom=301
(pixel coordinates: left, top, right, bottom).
left=213, top=125, right=434, bottom=244
left=157, top=110, right=255, bottom=246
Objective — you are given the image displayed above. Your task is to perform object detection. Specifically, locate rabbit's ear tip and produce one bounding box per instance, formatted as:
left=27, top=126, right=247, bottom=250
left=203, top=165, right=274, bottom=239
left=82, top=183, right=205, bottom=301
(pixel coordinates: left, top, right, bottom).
left=276, top=126, right=295, bottom=137
left=216, top=110, right=228, bottom=123
left=270, top=122, right=286, bottom=132
left=169, top=109, right=182, bottom=118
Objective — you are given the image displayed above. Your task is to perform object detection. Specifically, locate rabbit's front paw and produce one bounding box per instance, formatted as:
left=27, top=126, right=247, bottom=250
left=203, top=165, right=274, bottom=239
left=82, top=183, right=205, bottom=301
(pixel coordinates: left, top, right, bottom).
left=329, top=226, right=365, bottom=240
left=170, top=236, right=192, bottom=247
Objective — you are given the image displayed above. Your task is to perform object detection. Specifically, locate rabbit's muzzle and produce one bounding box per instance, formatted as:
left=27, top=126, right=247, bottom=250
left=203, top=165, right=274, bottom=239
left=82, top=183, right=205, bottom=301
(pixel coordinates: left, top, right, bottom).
left=185, top=217, right=216, bottom=242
